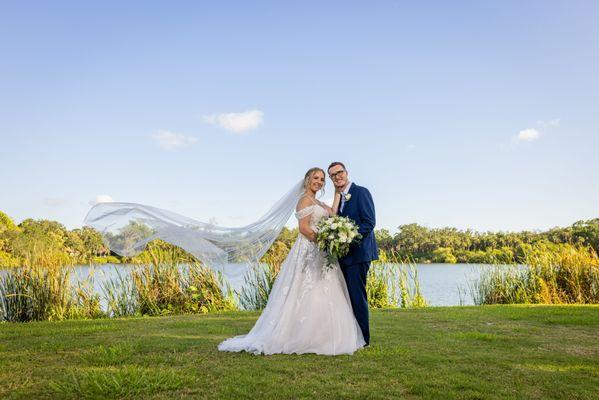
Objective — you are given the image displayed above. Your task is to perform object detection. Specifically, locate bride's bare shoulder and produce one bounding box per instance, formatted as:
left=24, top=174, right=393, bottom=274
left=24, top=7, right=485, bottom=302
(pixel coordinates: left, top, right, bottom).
left=296, top=196, right=315, bottom=211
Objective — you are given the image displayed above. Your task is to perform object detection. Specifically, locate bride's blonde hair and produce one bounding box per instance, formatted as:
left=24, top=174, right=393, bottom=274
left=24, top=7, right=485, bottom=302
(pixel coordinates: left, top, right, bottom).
left=303, top=167, right=326, bottom=197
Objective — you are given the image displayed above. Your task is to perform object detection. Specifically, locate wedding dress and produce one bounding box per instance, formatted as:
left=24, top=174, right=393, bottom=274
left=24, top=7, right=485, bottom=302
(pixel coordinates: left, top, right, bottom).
left=218, top=200, right=365, bottom=355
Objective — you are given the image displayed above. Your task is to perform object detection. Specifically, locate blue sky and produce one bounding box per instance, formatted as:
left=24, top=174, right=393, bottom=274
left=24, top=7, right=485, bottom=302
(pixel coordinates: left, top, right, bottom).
left=1, top=1, right=598, bottom=232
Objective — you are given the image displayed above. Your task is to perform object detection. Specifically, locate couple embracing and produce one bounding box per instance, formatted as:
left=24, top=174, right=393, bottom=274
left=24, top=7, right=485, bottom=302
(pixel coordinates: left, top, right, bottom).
left=218, top=162, right=379, bottom=355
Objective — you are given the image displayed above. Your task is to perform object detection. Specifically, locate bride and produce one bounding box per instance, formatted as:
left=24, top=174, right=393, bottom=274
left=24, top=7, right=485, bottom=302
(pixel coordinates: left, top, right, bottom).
left=218, top=167, right=365, bottom=355
left=84, top=167, right=365, bottom=355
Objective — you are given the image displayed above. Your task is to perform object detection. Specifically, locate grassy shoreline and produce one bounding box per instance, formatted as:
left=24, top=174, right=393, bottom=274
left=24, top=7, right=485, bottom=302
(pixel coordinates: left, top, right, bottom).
left=1, top=305, right=598, bottom=399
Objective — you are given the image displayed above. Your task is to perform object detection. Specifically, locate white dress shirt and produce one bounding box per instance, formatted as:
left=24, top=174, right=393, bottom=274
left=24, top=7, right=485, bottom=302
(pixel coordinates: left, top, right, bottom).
left=340, top=182, right=353, bottom=213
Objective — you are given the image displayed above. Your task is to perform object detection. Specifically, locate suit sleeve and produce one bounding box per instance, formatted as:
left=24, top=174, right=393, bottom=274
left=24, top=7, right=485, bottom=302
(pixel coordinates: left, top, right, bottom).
left=357, top=187, right=376, bottom=237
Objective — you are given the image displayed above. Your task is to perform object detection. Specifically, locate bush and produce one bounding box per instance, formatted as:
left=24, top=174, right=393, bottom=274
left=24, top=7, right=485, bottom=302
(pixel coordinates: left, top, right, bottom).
left=431, top=247, right=457, bottom=264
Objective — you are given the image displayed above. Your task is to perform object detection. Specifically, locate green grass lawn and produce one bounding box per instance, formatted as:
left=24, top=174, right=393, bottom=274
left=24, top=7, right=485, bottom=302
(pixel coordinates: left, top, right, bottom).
left=1, top=306, right=597, bottom=399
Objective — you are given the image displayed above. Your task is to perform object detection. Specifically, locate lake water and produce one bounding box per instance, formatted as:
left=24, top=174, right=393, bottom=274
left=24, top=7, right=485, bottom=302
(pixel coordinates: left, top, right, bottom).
left=59, top=263, right=494, bottom=308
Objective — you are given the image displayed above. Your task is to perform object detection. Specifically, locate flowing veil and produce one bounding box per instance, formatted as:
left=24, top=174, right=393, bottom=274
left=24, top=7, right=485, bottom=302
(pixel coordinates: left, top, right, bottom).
left=83, top=180, right=305, bottom=279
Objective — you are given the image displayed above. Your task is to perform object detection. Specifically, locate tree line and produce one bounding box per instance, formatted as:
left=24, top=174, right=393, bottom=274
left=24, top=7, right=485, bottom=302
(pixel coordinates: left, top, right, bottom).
left=1, top=210, right=597, bottom=267
left=375, top=220, right=599, bottom=263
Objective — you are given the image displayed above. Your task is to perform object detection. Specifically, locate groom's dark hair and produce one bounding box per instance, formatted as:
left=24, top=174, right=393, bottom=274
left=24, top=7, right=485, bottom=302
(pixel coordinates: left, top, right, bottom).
left=327, top=161, right=346, bottom=172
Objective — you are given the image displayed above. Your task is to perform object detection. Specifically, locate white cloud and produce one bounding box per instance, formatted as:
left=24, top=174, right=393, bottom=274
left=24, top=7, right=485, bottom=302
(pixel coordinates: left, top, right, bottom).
left=406, top=144, right=417, bottom=149
left=515, top=128, right=540, bottom=142
left=90, top=195, right=114, bottom=205
left=152, top=130, right=198, bottom=150
left=537, top=118, right=560, bottom=129
left=202, top=110, right=263, bottom=134
left=509, top=117, right=560, bottom=145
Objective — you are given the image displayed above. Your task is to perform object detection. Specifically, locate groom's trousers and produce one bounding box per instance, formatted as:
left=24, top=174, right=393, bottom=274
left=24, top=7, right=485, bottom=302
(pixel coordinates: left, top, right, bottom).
left=341, top=262, right=370, bottom=345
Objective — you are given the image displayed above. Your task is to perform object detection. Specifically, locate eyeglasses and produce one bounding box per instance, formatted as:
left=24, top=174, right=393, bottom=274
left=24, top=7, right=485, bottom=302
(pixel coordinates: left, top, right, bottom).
left=329, top=170, right=346, bottom=179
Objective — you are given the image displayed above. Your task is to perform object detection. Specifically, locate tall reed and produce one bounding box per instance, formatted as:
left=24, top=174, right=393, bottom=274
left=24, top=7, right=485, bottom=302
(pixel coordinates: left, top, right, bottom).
left=237, top=252, right=283, bottom=310
left=238, top=249, right=428, bottom=310
left=368, top=258, right=426, bottom=308
left=471, top=245, right=599, bottom=305
left=101, top=248, right=237, bottom=316
left=0, top=265, right=102, bottom=322
left=102, top=269, right=138, bottom=317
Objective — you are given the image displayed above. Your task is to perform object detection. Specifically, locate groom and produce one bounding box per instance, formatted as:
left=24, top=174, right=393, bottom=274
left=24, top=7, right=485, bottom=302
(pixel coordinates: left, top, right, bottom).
left=328, top=162, right=378, bottom=346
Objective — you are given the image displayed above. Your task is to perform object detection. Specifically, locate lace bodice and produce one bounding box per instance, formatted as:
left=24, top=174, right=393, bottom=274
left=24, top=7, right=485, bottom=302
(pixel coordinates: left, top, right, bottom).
left=294, top=203, right=329, bottom=231
left=293, top=202, right=330, bottom=271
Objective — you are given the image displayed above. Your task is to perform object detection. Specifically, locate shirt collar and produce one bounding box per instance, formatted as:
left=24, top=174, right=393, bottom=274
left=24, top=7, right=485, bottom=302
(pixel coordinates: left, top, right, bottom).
left=343, top=182, right=353, bottom=195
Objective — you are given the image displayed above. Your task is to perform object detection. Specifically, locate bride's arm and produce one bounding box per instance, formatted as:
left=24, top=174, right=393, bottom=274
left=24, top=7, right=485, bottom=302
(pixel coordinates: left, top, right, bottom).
left=331, top=191, right=341, bottom=215
left=318, top=192, right=341, bottom=216
left=297, top=197, right=316, bottom=242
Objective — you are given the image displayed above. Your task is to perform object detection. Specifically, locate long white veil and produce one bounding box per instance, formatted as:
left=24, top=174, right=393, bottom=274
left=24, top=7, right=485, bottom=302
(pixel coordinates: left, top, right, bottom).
left=84, top=180, right=304, bottom=277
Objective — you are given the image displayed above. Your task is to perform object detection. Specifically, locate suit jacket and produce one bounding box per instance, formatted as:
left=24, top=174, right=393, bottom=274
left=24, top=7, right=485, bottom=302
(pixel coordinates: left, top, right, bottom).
left=338, top=183, right=379, bottom=266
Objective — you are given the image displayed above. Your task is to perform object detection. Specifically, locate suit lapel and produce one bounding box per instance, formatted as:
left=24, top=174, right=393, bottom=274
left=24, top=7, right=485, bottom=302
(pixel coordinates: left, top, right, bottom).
left=348, top=183, right=356, bottom=214
left=348, top=182, right=356, bottom=198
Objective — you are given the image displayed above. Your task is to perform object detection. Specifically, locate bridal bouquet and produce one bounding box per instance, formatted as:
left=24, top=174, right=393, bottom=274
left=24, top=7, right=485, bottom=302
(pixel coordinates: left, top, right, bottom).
left=316, top=216, right=362, bottom=273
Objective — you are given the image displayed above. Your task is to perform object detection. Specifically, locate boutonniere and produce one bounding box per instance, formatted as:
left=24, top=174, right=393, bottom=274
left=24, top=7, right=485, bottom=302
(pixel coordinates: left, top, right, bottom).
left=343, top=193, right=352, bottom=201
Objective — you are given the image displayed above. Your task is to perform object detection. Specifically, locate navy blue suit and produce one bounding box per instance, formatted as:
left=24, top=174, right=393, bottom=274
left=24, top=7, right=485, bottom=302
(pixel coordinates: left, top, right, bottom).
left=338, top=183, right=378, bottom=345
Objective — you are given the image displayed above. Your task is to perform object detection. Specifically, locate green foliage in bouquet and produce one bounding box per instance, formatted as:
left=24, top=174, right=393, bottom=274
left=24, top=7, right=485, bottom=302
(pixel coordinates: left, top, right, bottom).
left=315, top=216, right=362, bottom=271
